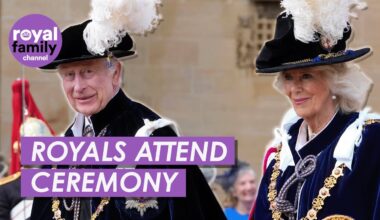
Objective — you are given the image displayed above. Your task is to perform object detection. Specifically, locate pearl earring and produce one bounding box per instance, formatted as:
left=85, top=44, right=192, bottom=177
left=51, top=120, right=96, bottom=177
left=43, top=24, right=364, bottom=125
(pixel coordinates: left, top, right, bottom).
left=332, top=95, right=337, bottom=100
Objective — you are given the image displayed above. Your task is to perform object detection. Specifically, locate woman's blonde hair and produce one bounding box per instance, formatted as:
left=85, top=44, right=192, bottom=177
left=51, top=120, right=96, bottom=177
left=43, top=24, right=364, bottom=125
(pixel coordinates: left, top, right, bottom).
left=273, top=63, right=373, bottom=113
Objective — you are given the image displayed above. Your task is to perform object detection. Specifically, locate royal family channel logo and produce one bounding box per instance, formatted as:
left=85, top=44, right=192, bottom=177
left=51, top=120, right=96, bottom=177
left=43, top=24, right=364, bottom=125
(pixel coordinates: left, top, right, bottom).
left=8, top=14, right=62, bottom=68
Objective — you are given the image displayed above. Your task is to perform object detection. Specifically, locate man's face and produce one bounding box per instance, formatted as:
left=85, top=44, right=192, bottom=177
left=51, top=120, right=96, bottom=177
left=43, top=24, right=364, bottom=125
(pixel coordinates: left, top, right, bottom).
left=58, top=58, right=121, bottom=116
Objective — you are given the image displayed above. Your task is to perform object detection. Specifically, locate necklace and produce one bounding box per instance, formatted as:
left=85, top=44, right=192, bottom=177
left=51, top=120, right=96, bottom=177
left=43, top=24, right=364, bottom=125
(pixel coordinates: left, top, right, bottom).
left=52, top=197, right=110, bottom=220
left=267, top=145, right=346, bottom=220
left=63, top=198, right=75, bottom=211
left=300, top=164, right=345, bottom=220
left=52, top=125, right=110, bottom=220
left=307, top=126, right=317, bottom=141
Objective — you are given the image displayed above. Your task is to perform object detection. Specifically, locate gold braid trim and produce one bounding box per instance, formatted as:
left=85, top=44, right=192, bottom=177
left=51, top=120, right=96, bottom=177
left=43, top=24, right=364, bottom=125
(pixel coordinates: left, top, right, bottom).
left=283, top=51, right=348, bottom=65
left=283, top=58, right=313, bottom=65
left=364, top=119, right=380, bottom=126
left=300, top=164, right=346, bottom=220
left=0, top=172, right=20, bottom=186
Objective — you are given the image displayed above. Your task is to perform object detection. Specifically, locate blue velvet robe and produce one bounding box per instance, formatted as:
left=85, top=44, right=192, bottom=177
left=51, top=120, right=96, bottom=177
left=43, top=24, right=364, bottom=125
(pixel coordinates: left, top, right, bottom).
left=254, top=111, right=380, bottom=219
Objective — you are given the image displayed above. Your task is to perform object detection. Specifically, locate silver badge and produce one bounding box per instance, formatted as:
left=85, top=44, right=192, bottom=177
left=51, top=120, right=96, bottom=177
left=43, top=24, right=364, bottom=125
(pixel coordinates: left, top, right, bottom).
left=125, top=198, right=159, bottom=216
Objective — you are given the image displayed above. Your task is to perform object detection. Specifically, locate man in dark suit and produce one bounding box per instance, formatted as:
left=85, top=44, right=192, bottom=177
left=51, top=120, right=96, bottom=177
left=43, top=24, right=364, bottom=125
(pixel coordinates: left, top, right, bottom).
left=30, top=19, right=226, bottom=220
left=0, top=172, right=33, bottom=220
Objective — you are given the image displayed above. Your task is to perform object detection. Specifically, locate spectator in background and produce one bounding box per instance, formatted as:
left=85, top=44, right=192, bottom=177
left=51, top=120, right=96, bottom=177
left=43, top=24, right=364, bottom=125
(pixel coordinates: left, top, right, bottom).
left=200, top=166, right=218, bottom=185
left=0, top=117, right=52, bottom=219
left=0, top=155, right=8, bottom=178
left=217, top=161, right=257, bottom=220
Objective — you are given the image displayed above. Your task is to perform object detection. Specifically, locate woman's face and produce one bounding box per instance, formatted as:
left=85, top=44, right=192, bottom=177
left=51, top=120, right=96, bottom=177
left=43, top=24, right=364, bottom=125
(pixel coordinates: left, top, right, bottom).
left=232, top=171, right=257, bottom=204
left=282, top=67, right=334, bottom=121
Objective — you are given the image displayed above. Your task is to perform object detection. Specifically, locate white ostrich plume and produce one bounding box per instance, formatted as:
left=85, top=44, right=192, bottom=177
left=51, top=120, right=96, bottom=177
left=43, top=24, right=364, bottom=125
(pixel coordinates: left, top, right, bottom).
left=83, top=0, right=163, bottom=55
left=281, top=0, right=367, bottom=47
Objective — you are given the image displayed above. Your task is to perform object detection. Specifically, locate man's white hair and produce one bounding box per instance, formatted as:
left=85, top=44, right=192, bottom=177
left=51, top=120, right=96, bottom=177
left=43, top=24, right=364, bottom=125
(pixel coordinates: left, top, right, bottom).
left=106, top=57, right=124, bottom=88
left=274, top=63, right=373, bottom=113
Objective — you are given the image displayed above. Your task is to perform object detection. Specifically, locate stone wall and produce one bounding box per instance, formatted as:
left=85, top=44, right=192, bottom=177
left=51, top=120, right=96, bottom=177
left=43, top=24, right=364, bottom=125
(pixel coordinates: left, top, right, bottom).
left=1, top=0, right=379, bottom=178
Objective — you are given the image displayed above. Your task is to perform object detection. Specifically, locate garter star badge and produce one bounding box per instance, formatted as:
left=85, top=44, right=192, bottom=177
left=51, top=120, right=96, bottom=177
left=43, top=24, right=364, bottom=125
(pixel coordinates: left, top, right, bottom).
left=322, top=214, right=354, bottom=220
left=125, top=198, right=159, bottom=216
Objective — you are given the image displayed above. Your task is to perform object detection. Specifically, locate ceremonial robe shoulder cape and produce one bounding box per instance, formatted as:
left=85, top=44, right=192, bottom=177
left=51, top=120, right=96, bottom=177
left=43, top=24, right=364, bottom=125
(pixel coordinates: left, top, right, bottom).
left=0, top=173, right=24, bottom=219
left=254, top=111, right=380, bottom=220
left=31, top=90, right=226, bottom=220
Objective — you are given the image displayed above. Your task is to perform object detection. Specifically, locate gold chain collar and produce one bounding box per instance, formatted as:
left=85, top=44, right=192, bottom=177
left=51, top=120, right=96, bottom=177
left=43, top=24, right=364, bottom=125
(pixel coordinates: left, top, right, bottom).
left=267, top=144, right=346, bottom=220
left=52, top=197, right=110, bottom=220
left=268, top=144, right=282, bottom=220
left=52, top=125, right=111, bottom=220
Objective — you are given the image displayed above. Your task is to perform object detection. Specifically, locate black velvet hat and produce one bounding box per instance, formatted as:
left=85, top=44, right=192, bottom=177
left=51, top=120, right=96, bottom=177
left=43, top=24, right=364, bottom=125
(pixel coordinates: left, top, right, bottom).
left=255, top=13, right=371, bottom=74
left=40, top=20, right=136, bottom=70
